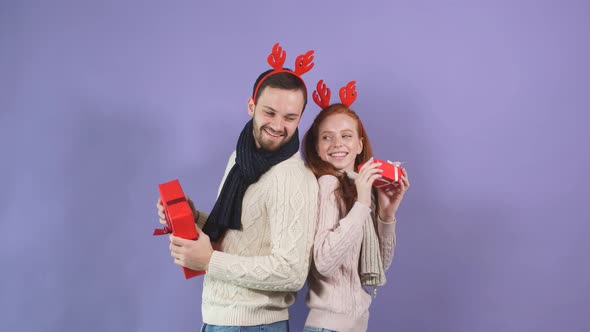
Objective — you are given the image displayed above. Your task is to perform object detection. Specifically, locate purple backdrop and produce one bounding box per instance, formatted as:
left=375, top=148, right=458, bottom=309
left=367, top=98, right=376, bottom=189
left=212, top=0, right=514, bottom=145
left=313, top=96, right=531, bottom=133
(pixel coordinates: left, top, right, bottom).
left=1, top=1, right=589, bottom=331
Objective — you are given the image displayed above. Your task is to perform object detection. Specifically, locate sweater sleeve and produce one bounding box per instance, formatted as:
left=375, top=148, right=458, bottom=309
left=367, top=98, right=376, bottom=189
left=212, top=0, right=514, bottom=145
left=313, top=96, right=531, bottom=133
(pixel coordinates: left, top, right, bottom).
left=206, top=164, right=319, bottom=292
left=195, top=210, right=208, bottom=230
left=377, top=217, right=397, bottom=271
left=313, top=175, right=371, bottom=277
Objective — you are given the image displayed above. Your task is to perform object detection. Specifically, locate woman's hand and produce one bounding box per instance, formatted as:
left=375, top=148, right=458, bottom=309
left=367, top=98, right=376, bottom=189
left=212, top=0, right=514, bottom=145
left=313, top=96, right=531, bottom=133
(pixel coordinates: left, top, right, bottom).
left=377, top=166, right=410, bottom=222
left=355, top=157, right=383, bottom=207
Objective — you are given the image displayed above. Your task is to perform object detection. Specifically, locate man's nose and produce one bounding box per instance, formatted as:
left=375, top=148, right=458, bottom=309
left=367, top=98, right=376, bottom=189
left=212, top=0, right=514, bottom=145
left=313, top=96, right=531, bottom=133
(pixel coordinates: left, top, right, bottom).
left=269, top=117, right=284, bottom=131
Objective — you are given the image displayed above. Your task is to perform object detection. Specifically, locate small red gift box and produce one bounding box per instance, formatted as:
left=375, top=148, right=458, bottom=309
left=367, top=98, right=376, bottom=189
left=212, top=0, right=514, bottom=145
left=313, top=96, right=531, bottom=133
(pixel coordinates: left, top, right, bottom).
left=357, top=159, right=405, bottom=191
left=153, top=179, right=205, bottom=279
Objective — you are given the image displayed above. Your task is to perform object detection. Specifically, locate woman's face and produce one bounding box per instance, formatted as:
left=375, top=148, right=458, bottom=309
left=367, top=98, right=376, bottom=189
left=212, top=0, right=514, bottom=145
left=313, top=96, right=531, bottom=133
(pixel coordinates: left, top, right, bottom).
left=316, top=113, right=363, bottom=172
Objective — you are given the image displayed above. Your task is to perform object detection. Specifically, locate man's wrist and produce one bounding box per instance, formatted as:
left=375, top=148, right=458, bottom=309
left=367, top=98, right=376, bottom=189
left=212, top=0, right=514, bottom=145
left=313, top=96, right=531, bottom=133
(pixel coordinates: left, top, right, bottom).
left=204, top=249, right=215, bottom=272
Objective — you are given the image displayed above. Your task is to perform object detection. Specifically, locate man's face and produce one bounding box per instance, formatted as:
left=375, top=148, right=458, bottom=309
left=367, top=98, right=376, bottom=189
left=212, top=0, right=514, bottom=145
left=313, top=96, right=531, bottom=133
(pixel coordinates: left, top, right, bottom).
left=248, top=86, right=305, bottom=152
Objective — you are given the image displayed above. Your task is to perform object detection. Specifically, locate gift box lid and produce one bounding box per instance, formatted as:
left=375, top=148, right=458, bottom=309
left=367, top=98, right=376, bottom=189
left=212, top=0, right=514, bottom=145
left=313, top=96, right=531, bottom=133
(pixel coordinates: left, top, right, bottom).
left=158, top=179, right=185, bottom=206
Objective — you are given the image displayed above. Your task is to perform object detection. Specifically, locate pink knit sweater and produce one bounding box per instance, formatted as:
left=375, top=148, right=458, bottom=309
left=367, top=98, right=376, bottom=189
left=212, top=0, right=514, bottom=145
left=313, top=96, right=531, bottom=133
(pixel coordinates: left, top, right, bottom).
left=305, top=175, right=397, bottom=332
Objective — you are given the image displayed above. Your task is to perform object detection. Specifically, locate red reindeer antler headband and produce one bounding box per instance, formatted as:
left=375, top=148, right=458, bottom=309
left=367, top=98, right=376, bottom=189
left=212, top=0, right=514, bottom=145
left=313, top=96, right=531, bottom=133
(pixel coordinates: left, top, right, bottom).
left=312, top=79, right=357, bottom=108
left=252, top=43, right=315, bottom=102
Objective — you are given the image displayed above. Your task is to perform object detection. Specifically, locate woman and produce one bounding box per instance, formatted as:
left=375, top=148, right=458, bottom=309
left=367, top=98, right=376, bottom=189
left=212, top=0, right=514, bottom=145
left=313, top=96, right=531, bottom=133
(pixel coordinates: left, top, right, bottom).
left=301, top=80, right=410, bottom=332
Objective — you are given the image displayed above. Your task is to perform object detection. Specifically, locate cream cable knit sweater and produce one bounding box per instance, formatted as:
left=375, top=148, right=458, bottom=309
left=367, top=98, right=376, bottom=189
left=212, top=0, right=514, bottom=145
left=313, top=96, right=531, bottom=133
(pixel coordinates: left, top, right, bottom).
left=305, top=175, right=396, bottom=332
left=195, top=150, right=319, bottom=326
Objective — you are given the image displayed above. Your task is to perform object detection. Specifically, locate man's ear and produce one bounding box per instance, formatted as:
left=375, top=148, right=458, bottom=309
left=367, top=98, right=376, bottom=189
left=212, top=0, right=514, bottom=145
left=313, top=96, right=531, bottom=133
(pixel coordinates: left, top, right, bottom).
left=247, top=97, right=255, bottom=117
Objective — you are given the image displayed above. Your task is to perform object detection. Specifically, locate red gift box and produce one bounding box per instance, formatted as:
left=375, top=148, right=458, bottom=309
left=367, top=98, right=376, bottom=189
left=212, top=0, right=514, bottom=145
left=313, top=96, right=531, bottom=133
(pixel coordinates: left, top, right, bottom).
left=153, top=179, right=205, bottom=279
left=357, top=158, right=406, bottom=191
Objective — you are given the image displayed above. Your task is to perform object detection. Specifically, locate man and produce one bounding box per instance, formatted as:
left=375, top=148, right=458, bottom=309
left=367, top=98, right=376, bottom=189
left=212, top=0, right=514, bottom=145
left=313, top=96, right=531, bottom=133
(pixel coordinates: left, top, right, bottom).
left=157, top=43, right=319, bottom=331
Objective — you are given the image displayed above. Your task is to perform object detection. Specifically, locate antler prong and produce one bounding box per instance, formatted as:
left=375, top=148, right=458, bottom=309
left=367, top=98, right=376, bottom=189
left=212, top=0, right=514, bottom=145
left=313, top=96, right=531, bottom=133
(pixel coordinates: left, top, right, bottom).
left=312, top=80, right=331, bottom=109
left=294, top=50, right=315, bottom=76
left=267, top=42, right=286, bottom=70
left=339, top=80, right=357, bottom=106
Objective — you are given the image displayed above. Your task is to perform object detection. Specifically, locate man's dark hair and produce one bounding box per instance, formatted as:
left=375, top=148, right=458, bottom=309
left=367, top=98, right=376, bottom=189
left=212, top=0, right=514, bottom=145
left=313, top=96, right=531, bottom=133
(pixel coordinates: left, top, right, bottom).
left=252, top=69, right=308, bottom=112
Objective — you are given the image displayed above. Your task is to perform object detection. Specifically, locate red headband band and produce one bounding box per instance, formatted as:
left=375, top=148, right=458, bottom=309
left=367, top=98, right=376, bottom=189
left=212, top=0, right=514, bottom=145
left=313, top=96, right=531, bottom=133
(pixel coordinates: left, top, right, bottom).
left=252, top=43, right=315, bottom=102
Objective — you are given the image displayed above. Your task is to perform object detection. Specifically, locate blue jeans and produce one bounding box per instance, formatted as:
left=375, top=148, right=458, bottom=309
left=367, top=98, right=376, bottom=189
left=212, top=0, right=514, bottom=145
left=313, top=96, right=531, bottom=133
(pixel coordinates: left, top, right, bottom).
left=302, top=327, right=336, bottom=332
left=201, top=320, right=289, bottom=332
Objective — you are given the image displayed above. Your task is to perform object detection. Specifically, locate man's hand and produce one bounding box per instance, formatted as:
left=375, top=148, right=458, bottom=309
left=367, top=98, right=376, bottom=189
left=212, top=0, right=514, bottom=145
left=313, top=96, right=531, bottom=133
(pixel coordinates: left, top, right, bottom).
left=157, top=199, right=166, bottom=225
left=169, top=233, right=214, bottom=271
left=157, top=196, right=202, bottom=232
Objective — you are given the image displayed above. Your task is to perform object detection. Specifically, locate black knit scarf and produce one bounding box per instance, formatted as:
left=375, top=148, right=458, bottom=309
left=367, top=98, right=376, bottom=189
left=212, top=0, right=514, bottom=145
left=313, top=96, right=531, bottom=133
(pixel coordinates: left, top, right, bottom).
left=202, top=119, right=300, bottom=241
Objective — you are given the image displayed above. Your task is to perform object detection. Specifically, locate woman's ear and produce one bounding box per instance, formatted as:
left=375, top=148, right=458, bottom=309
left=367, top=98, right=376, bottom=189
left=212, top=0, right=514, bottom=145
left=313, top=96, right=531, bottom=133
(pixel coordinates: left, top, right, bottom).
left=357, top=137, right=364, bottom=155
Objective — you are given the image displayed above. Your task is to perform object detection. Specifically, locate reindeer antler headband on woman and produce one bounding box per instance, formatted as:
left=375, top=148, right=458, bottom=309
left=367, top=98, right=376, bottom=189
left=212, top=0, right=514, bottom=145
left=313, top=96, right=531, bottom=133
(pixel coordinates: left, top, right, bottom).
left=312, top=79, right=358, bottom=108
left=252, top=42, right=315, bottom=102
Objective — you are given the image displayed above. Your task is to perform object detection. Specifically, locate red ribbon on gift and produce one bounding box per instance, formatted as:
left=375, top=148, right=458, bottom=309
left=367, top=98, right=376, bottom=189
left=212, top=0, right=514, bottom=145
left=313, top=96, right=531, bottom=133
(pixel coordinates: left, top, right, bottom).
left=153, top=226, right=171, bottom=236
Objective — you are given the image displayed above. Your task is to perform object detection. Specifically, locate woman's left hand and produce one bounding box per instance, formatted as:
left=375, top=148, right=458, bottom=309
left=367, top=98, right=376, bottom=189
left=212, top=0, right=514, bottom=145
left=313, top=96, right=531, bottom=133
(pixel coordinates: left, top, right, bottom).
left=377, top=167, right=410, bottom=222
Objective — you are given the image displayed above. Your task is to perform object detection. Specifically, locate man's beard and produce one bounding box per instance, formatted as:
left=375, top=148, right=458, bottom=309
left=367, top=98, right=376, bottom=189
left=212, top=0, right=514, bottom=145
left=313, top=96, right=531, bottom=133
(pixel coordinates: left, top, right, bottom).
left=254, top=124, right=288, bottom=152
